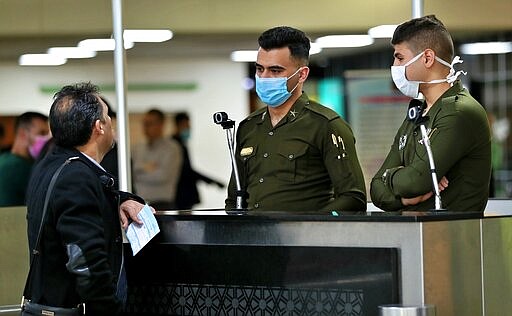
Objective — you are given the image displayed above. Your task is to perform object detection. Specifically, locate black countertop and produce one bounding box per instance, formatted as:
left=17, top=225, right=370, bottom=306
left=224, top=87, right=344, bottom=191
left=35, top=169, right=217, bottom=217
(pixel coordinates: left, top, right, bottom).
left=155, top=209, right=485, bottom=222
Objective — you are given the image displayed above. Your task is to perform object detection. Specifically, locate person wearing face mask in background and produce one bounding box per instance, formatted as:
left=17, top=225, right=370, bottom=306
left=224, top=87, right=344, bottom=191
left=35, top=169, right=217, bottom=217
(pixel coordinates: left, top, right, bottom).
left=225, top=26, right=366, bottom=213
left=0, top=111, right=50, bottom=206
left=171, top=112, right=225, bottom=209
left=370, top=15, right=491, bottom=212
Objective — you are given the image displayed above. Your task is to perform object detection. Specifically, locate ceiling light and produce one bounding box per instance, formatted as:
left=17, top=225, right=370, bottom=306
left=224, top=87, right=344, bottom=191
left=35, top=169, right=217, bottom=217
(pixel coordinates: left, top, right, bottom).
left=231, top=43, right=322, bottom=62
left=78, top=39, right=134, bottom=51
left=47, top=47, right=97, bottom=58
left=19, top=54, right=67, bottom=66
left=368, top=25, right=398, bottom=38
left=315, top=35, right=374, bottom=48
left=231, top=50, right=258, bottom=62
left=123, top=29, right=173, bottom=42
left=309, top=42, right=322, bottom=55
left=460, top=42, right=512, bottom=55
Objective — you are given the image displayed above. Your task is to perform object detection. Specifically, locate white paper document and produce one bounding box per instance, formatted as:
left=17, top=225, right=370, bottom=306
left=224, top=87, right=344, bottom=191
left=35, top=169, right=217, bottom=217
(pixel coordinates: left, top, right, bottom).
left=125, top=204, right=160, bottom=255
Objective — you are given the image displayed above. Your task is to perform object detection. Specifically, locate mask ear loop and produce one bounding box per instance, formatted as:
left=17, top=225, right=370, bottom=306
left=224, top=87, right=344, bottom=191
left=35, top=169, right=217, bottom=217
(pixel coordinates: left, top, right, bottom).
left=436, top=55, right=468, bottom=85
left=288, top=67, right=304, bottom=94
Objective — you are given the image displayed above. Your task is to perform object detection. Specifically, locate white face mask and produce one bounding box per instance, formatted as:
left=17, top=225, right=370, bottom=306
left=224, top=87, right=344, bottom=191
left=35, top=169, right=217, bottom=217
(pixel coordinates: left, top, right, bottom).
left=391, top=51, right=467, bottom=98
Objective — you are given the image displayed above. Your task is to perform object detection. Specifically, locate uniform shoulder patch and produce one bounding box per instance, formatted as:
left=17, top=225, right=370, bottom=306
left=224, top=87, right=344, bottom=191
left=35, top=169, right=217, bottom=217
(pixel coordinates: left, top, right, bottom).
left=239, top=107, right=267, bottom=126
left=306, top=101, right=340, bottom=121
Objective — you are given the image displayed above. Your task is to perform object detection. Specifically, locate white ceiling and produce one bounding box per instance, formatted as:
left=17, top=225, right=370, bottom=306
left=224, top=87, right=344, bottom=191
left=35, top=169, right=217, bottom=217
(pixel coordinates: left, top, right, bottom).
left=0, top=0, right=510, bottom=63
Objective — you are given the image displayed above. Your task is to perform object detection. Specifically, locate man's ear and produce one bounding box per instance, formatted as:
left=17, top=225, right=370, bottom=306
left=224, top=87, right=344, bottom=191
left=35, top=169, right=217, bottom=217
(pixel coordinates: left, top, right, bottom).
left=423, top=49, right=436, bottom=68
left=95, top=120, right=104, bottom=135
left=299, top=66, right=310, bottom=83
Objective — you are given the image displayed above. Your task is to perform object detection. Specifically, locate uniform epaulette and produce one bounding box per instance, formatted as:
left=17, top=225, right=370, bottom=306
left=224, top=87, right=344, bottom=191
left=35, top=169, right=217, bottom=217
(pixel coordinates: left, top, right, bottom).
left=305, top=101, right=340, bottom=121
left=239, top=107, right=267, bottom=126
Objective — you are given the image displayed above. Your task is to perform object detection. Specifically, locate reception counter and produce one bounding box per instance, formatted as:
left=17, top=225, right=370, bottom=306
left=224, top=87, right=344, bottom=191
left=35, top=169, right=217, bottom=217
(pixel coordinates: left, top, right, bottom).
left=2, top=202, right=512, bottom=316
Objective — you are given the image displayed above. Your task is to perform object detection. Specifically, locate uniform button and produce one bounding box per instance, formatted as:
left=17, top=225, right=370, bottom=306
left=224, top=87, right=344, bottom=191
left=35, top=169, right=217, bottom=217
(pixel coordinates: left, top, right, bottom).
left=254, top=203, right=260, bottom=208
left=288, top=154, right=294, bottom=159
left=268, top=131, right=274, bottom=136
left=413, top=131, right=418, bottom=136
left=259, top=178, right=264, bottom=183
left=263, top=153, right=269, bottom=158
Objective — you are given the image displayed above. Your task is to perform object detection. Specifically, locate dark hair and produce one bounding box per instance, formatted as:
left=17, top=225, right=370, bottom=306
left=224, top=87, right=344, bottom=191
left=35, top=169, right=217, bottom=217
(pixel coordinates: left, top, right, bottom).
left=174, top=112, right=189, bottom=125
left=146, top=108, right=165, bottom=122
left=391, top=15, right=454, bottom=62
left=258, top=26, right=310, bottom=64
left=14, top=112, right=48, bottom=132
left=49, top=82, right=103, bottom=148
left=101, top=96, right=116, bottom=119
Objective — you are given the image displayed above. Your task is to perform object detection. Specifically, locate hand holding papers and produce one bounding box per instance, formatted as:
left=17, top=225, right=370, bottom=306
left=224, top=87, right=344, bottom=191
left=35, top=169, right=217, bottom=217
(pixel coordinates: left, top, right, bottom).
left=125, top=204, right=160, bottom=255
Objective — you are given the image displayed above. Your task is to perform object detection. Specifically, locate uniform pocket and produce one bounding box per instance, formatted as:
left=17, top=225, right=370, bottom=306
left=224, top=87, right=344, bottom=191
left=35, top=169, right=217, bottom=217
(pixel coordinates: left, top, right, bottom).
left=277, top=143, right=308, bottom=182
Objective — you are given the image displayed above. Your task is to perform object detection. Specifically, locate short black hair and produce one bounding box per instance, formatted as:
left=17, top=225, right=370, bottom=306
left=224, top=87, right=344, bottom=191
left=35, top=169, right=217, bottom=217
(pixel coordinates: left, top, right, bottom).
left=391, top=15, right=454, bottom=62
left=101, top=96, right=116, bottom=119
left=15, top=112, right=48, bottom=132
left=258, top=26, right=310, bottom=65
left=146, top=108, right=165, bottom=122
left=174, top=112, right=189, bottom=125
left=49, top=82, right=103, bottom=148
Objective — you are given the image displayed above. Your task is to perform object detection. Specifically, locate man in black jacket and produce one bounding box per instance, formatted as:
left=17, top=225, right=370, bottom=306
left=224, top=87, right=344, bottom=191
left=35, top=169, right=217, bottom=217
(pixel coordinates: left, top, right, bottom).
left=25, top=82, right=149, bottom=315
left=172, top=112, right=224, bottom=209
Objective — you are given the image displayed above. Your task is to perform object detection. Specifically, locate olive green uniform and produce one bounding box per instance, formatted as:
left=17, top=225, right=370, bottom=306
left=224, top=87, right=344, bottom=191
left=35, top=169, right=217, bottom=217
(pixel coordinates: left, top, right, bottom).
left=370, top=81, right=491, bottom=212
left=225, top=93, right=366, bottom=212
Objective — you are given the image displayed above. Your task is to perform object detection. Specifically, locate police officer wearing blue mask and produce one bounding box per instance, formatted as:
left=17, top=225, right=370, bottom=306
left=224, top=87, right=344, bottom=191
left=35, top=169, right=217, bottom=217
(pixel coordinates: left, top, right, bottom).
left=225, top=26, right=367, bottom=213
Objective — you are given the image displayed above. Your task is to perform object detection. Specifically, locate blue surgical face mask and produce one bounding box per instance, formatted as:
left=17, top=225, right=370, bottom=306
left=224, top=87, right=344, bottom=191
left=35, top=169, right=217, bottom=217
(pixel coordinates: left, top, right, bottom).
left=180, top=129, right=191, bottom=142
left=255, top=67, right=302, bottom=107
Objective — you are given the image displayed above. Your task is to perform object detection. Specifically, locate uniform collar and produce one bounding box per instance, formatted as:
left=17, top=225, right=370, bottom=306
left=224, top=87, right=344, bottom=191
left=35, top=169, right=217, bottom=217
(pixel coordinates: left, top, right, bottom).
left=424, top=80, right=464, bottom=118
left=256, top=92, right=310, bottom=125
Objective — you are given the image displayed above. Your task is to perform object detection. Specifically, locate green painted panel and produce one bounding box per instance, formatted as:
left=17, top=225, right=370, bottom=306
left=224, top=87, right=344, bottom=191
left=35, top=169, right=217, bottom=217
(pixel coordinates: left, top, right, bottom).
left=40, top=82, right=198, bottom=94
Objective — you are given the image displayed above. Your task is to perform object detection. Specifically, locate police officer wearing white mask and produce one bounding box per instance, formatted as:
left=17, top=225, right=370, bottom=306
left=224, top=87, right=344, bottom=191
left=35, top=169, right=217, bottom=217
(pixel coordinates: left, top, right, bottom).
left=370, top=15, right=491, bottom=212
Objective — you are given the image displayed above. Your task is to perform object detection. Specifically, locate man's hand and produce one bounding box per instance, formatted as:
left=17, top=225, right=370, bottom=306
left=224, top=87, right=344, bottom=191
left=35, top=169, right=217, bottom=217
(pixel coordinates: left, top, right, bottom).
left=401, top=176, right=449, bottom=207
left=401, top=191, right=433, bottom=206
left=119, top=200, right=156, bottom=230
left=438, top=176, right=449, bottom=192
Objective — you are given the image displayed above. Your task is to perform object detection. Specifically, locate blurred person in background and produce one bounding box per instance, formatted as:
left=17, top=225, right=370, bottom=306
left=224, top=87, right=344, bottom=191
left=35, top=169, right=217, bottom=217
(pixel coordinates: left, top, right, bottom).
left=132, top=108, right=182, bottom=209
left=0, top=112, right=49, bottom=206
left=172, top=112, right=224, bottom=209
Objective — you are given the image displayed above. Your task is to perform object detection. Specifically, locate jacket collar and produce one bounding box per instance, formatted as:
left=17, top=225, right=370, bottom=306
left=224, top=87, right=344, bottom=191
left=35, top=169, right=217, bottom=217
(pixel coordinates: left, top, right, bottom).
left=256, top=92, right=310, bottom=126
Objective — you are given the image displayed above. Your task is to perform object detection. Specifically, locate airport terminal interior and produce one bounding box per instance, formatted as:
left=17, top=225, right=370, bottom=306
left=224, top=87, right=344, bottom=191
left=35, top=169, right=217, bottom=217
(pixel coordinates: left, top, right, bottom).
left=1, top=0, right=511, bottom=315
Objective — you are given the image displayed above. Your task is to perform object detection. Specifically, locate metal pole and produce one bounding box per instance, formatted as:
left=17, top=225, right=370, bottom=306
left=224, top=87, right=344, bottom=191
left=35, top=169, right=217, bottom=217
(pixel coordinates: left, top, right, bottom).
left=420, top=124, right=442, bottom=210
left=112, top=0, right=131, bottom=191
left=411, top=0, right=424, bottom=18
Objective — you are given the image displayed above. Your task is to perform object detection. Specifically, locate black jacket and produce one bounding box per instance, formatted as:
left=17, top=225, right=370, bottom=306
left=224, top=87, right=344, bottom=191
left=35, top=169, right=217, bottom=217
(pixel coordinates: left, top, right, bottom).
left=25, top=146, right=144, bottom=315
left=173, top=135, right=217, bottom=209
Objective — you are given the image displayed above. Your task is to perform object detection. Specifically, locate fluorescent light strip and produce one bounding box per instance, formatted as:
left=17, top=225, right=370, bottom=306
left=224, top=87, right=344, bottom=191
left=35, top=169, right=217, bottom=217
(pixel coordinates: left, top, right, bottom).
left=123, top=29, right=173, bottom=42
left=315, top=35, right=374, bottom=48
left=230, top=50, right=258, bottom=62
left=309, top=42, right=323, bottom=55
left=231, top=43, right=322, bottom=62
left=368, top=25, right=398, bottom=38
left=460, top=42, right=512, bottom=55
left=47, top=47, right=97, bottom=58
left=19, top=54, right=67, bottom=66
left=78, top=39, right=134, bottom=51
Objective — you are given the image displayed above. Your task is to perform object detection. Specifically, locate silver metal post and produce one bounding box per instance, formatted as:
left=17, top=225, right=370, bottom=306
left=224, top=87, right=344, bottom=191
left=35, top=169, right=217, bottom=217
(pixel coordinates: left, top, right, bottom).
left=112, top=0, right=131, bottom=191
left=419, top=124, right=442, bottom=210
left=411, top=0, right=424, bottom=18
left=225, top=128, right=243, bottom=209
